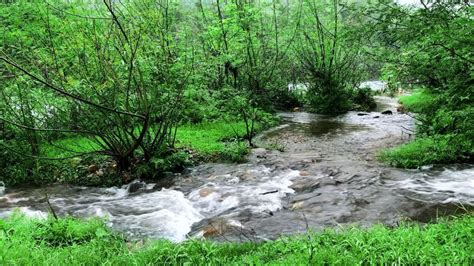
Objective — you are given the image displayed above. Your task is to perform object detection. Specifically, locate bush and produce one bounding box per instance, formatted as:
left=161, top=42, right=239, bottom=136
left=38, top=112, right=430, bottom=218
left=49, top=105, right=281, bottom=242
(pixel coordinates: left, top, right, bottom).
left=307, top=81, right=352, bottom=114
left=379, top=134, right=472, bottom=168
left=352, top=87, right=377, bottom=111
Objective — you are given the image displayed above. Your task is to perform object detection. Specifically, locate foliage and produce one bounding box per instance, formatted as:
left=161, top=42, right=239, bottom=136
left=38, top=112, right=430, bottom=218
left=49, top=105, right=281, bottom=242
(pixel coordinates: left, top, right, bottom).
left=297, top=0, right=369, bottom=114
left=1, top=213, right=473, bottom=265
left=379, top=134, right=472, bottom=168
left=398, top=89, right=435, bottom=114
left=1, top=0, right=192, bottom=170
left=351, top=87, right=377, bottom=112
left=1, top=120, right=274, bottom=186
left=365, top=2, right=474, bottom=167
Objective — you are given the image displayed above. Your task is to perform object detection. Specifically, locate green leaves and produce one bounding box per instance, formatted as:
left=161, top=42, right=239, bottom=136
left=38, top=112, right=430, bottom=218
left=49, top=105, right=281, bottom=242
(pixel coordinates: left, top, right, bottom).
left=2, top=213, right=473, bottom=264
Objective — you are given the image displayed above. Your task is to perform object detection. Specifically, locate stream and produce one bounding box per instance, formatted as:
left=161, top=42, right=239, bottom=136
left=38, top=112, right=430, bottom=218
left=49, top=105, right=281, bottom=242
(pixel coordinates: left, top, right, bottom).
left=0, top=96, right=473, bottom=242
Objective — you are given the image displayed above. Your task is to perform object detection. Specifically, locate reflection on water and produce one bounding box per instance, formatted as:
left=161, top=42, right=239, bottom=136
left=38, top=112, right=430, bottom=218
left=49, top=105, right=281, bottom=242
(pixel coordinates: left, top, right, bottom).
left=309, top=120, right=367, bottom=136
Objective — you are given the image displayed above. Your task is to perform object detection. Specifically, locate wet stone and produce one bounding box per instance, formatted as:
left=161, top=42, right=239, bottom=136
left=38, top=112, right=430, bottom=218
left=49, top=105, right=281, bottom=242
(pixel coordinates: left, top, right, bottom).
left=152, top=178, right=175, bottom=190
left=199, top=187, right=215, bottom=197
left=299, top=171, right=311, bottom=176
left=292, top=192, right=322, bottom=202
left=128, top=181, right=146, bottom=193
left=290, top=178, right=320, bottom=193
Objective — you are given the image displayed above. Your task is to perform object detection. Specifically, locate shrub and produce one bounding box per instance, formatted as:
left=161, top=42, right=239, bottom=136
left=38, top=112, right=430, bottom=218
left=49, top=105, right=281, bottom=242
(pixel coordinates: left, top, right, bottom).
left=352, top=87, right=377, bottom=111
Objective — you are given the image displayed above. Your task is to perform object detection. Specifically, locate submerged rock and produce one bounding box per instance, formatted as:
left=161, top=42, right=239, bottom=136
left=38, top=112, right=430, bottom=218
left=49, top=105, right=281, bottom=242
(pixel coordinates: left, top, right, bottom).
left=199, top=187, right=215, bottom=197
left=127, top=180, right=146, bottom=193
left=290, top=177, right=320, bottom=193
left=299, top=171, right=311, bottom=176
left=152, top=178, right=175, bottom=190
left=381, top=110, right=393, bottom=115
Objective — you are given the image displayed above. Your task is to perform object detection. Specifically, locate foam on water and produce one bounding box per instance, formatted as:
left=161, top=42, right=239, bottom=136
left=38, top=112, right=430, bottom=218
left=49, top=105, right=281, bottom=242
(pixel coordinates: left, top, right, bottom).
left=188, top=169, right=299, bottom=216
left=0, top=167, right=300, bottom=242
left=0, top=207, right=48, bottom=220
left=0, top=182, right=5, bottom=196
left=397, top=168, right=474, bottom=205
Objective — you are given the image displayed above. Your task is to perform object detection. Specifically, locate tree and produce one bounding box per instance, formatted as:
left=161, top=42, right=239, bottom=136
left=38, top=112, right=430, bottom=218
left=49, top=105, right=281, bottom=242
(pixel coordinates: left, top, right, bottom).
left=296, top=0, right=366, bottom=114
left=1, top=1, right=189, bottom=172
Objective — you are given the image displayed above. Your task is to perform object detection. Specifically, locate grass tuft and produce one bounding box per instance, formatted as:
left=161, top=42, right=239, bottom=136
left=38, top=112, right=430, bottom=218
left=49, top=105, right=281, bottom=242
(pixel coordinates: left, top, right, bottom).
left=1, top=212, right=473, bottom=265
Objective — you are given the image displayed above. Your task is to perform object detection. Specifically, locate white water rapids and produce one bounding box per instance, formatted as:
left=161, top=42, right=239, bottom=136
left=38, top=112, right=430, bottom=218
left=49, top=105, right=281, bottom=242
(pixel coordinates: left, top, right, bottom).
left=1, top=96, right=473, bottom=242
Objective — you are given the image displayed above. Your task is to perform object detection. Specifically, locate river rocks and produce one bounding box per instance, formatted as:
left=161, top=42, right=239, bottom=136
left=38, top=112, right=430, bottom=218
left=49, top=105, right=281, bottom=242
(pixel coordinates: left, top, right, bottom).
left=381, top=110, right=393, bottom=115
left=319, top=178, right=342, bottom=186
left=373, top=116, right=380, bottom=118
left=290, top=177, right=320, bottom=193
left=351, top=198, right=370, bottom=207
left=128, top=181, right=146, bottom=193
left=192, top=218, right=256, bottom=241
left=152, top=178, right=175, bottom=190
left=299, top=171, right=310, bottom=176
left=291, top=201, right=304, bottom=210
left=252, top=148, right=268, bottom=159
left=397, top=105, right=406, bottom=113
left=293, top=192, right=320, bottom=202
left=293, top=107, right=301, bottom=112
left=357, top=113, right=369, bottom=116
left=199, top=187, right=215, bottom=197
left=162, top=171, right=175, bottom=179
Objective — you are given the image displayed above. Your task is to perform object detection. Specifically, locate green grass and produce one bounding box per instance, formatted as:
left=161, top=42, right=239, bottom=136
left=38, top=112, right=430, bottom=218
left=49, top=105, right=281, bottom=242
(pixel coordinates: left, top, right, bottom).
left=379, top=135, right=462, bottom=168
left=398, top=89, right=435, bottom=113
left=381, top=89, right=472, bottom=168
left=175, top=121, right=266, bottom=161
left=1, top=213, right=473, bottom=265
left=42, top=137, right=100, bottom=158
left=42, top=121, right=269, bottom=161
left=176, top=121, right=247, bottom=153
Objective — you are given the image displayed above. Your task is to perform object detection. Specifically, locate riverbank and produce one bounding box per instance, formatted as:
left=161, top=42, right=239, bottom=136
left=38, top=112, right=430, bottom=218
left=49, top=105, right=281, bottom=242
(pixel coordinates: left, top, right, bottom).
left=2, top=96, right=472, bottom=243
left=1, top=213, right=472, bottom=265
left=3, top=119, right=277, bottom=187
left=378, top=89, right=473, bottom=168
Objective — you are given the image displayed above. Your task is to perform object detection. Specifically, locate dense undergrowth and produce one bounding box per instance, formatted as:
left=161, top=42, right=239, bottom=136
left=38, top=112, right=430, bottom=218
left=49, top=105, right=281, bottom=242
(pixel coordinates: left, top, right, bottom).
left=1, top=213, right=472, bottom=265
left=2, top=120, right=276, bottom=186
left=379, top=89, right=473, bottom=168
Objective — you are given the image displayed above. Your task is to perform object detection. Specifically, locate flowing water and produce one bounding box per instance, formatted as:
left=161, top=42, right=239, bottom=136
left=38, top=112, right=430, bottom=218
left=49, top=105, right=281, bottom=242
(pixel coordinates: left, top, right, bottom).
left=0, top=96, right=472, bottom=242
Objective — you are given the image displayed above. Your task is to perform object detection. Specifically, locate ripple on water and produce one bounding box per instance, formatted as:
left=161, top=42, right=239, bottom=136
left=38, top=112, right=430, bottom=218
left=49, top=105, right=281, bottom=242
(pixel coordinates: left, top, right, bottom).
left=0, top=168, right=301, bottom=242
left=395, top=166, right=474, bottom=205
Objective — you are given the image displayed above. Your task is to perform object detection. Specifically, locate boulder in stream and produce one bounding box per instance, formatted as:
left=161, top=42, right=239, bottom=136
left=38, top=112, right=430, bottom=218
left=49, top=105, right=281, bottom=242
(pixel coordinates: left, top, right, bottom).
left=199, top=187, right=215, bottom=197
left=290, top=177, right=320, bottom=193
left=127, top=180, right=146, bottom=193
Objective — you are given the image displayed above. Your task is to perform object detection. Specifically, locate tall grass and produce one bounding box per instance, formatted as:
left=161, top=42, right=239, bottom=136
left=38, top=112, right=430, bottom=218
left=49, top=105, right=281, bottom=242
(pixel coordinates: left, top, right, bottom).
left=1, top=213, right=472, bottom=265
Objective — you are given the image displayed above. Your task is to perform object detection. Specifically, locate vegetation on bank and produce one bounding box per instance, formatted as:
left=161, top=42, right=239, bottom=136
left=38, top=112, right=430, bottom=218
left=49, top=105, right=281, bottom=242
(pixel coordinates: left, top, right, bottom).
left=1, top=0, right=379, bottom=187
left=380, top=89, right=473, bottom=168
left=372, top=2, right=473, bottom=168
left=1, top=119, right=275, bottom=186
left=0, top=1, right=471, bottom=180
left=1, top=213, right=472, bottom=265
